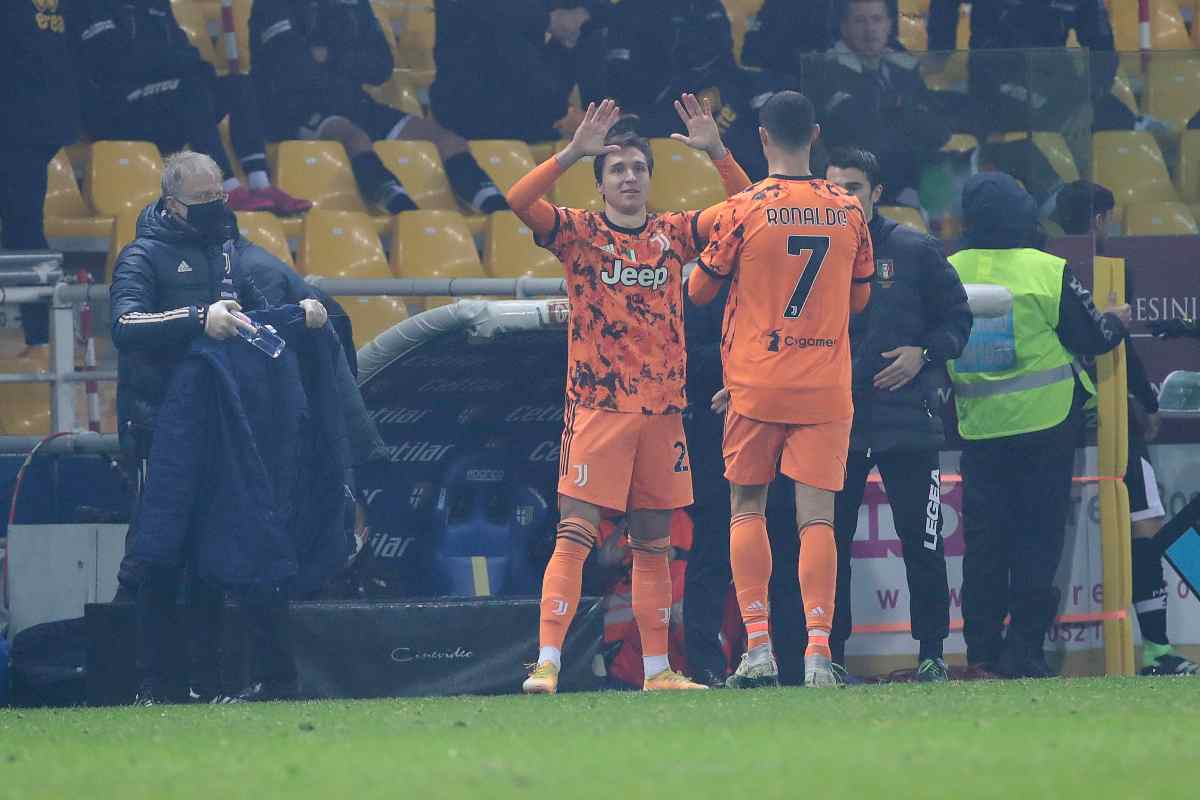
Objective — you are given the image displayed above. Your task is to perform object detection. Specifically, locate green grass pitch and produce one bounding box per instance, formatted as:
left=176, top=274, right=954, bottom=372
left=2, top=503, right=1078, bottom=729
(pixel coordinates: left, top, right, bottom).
left=3, top=679, right=1198, bottom=800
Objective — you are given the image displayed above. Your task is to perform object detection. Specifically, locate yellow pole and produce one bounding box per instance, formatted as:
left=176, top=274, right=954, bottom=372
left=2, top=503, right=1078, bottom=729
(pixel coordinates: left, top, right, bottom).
left=1093, top=256, right=1135, bottom=676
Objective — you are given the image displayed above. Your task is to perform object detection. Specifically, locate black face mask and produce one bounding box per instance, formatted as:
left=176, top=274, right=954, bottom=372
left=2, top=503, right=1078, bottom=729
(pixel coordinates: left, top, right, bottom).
left=183, top=198, right=229, bottom=242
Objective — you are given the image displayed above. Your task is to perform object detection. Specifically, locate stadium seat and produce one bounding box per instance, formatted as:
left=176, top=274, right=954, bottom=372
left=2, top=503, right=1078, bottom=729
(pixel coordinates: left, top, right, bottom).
left=0, top=348, right=52, bottom=436
left=372, top=141, right=456, bottom=211
left=370, top=1, right=403, bottom=68
left=87, top=141, right=164, bottom=218
left=1122, top=202, right=1199, bottom=235
left=232, top=0, right=252, bottom=71
left=274, top=142, right=389, bottom=231
left=985, top=132, right=1078, bottom=181
left=1112, top=72, right=1139, bottom=115
left=1092, top=131, right=1180, bottom=206
left=365, top=71, right=425, bottom=117
left=468, top=140, right=537, bottom=194
left=878, top=206, right=929, bottom=234
left=898, top=8, right=927, bottom=51
left=343, top=295, right=410, bottom=348
left=43, top=149, right=113, bottom=244
left=1177, top=131, right=1200, bottom=202
left=170, top=0, right=227, bottom=74
left=105, top=207, right=142, bottom=273
left=397, top=1, right=437, bottom=73
left=941, top=133, right=979, bottom=154
left=1109, top=0, right=1191, bottom=52
left=236, top=212, right=294, bottom=268
left=647, top=138, right=726, bottom=212
left=484, top=212, right=561, bottom=279
left=390, top=210, right=485, bottom=308
left=298, top=210, right=391, bottom=278
left=552, top=144, right=603, bottom=212
left=529, top=142, right=559, bottom=163
left=1145, top=55, right=1200, bottom=131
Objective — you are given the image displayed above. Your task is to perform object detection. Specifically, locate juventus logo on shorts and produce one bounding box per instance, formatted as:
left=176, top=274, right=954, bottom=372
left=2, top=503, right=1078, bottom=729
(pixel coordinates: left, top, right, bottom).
left=572, top=464, right=589, bottom=487
left=550, top=599, right=569, bottom=616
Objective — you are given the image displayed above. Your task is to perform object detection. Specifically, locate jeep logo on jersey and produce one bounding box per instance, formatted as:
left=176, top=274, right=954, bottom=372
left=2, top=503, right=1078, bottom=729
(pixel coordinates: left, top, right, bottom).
left=600, top=261, right=669, bottom=289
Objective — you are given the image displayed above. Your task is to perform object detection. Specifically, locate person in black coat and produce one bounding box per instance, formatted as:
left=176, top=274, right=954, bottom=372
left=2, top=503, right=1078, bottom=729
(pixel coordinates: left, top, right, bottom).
left=825, top=147, right=972, bottom=679
left=1, top=0, right=79, bottom=346
left=249, top=0, right=505, bottom=215
left=110, top=151, right=328, bottom=704
left=431, top=0, right=592, bottom=143
left=69, top=0, right=310, bottom=215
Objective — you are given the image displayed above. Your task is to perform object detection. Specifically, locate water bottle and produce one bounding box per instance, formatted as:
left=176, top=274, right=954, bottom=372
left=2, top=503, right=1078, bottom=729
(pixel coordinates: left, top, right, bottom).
left=237, top=323, right=286, bottom=359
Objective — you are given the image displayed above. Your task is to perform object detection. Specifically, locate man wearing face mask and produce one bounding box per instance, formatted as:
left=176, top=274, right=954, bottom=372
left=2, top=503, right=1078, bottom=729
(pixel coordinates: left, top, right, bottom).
left=110, top=151, right=326, bottom=705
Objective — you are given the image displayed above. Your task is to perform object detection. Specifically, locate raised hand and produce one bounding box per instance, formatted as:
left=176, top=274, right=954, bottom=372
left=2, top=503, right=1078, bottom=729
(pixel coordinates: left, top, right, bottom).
left=560, top=99, right=622, bottom=165
left=670, top=93, right=726, bottom=160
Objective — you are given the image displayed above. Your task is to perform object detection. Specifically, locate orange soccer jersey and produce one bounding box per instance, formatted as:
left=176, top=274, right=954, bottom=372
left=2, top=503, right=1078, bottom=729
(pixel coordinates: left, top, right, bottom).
left=542, top=206, right=705, bottom=414
left=695, top=177, right=875, bottom=425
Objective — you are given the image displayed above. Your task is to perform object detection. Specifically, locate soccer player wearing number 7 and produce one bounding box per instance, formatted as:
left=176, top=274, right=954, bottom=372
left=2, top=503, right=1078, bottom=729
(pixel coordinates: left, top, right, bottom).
left=507, top=97, right=751, bottom=694
left=689, top=91, right=875, bottom=688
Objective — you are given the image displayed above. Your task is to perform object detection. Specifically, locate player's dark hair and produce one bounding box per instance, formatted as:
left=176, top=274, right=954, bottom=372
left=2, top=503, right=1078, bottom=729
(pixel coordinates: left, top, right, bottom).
left=826, top=146, right=882, bottom=188
left=839, top=0, right=896, bottom=23
left=759, top=90, right=817, bottom=151
left=593, top=130, right=655, bottom=184
left=1053, top=180, right=1116, bottom=235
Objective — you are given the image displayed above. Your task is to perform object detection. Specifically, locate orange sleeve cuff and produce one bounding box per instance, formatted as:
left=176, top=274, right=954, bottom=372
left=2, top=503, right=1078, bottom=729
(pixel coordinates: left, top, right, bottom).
left=712, top=151, right=751, bottom=197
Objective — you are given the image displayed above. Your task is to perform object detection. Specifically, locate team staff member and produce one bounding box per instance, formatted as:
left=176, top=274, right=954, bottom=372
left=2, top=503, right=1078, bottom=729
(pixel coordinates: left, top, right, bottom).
left=111, top=152, right=327, bottom=705
left=949, top=172, right=1130, bottom=679
left=825, top=147, right=972, bottom=681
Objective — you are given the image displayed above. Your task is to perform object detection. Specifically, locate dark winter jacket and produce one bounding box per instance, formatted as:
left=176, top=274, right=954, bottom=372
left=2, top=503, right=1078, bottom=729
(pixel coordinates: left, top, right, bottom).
left=130, top=305, right=350, bottom=593
left=110, top=201, right=266, bottom=454
left=684, top=278, right=729, bottom=500
left=0, top=0, right=79, bottom=147
left=849, top=216, right=972, bottom=453
left=249, top=0, right=393, bottom=139
left=230, top=228, right=383, bottom=465
left=70, top=0, right=214, bottom=97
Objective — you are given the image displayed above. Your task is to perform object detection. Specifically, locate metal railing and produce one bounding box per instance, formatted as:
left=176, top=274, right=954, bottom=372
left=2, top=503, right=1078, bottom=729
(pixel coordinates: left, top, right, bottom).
left=1, top=258, right=566, bottom=445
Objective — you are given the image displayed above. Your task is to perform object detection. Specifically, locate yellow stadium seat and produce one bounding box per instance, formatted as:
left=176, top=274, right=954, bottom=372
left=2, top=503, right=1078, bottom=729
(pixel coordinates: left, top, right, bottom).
left=171, top=0, right=227, bottom=74
left=87, top=141, right=163, bottom=218
left=105, top=207, right=142, bottom=273
left=1092, top=131, right=1180, bottom=206
left=899, top=0, right=930, bottom=13
left=647, top=138, right=725, bottom=213
left=390, top=210, right=484, bottom=308
left=1146, top=55, right=1200, bottom=130
left=1032, top=132, right=1079, bottom=182
left=299, top=210, right=391, bottom=278
left=365, top=71, right=425, bottom=116
left=1177, top=130, right=1200, bottom=202
left=529, top=142, right=559, bottom=163
left=44, top=149, right=113, bottom=243
left=898, top=10, right=928, bottom=51
left=941, top=133, right=979, bottom=154
left=1112, top=72, right=1139, bottom=115
left=0, top=348, right=52, bottom=436
left=372, top=140, right=456, bottom=210
left=343, top=295, right=410, bottom=348
left=236, top=211, right=294, bottom=267
left=484, top=212, right=561, bottom=279
left=878, top=206, right=929, bottom=234
left=1122, top=202, right=1199, bottom=235
left=274, top=142, right=390, bottom=232
left=1109, top=0, right=1191, bottom=52
left=231, top=0, right=252, bottom=72
left=370, top=1, right=403, bottom=67
left=468, top=140, right=537, bottom=194
left=397, top=2, right=436, bottom=72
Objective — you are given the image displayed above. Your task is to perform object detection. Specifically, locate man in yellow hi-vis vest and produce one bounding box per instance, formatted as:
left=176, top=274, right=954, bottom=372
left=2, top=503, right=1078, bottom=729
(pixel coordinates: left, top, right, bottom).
left=949, top=172, right=1130, bottom=678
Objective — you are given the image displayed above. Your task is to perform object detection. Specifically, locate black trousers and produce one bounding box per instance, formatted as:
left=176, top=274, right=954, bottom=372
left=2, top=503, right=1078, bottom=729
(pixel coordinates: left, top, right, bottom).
left=960, top=408, right=1083, bottom=665
left=764, top=481, right=808, bottom=686
left=683, top=492, right=731, bottom=683
left=83, top=72, right=267, bottom=179
left=831, top=449, right=950, bottom=665
left=0, top=143, right=58, bottom=345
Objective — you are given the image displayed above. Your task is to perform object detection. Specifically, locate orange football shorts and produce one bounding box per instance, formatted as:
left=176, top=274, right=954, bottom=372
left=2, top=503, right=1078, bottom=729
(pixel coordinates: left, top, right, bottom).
left=722, top=409, right=851, bottom=491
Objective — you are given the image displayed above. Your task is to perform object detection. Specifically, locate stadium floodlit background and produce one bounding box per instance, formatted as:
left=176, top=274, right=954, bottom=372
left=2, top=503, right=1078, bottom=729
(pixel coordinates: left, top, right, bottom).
left=2, top=1, right=1200, bottom=797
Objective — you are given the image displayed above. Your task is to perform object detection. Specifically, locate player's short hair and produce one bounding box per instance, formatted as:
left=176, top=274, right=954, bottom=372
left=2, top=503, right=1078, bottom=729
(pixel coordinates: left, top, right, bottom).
left=839, top=0, right=895, bottom=22
left=759, top=91, right=817, bottom=151
left=826, top=147, right=882, bottom=188
left=1053, top=180, right=1116, bottom=235
left=593, top=130, right=655, bottom=184
left=161, top=150, right=223, bottom=200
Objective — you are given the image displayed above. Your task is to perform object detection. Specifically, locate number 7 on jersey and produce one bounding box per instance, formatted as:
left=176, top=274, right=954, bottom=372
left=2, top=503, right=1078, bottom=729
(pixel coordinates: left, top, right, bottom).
left=783, top=235, right=830, bottom=318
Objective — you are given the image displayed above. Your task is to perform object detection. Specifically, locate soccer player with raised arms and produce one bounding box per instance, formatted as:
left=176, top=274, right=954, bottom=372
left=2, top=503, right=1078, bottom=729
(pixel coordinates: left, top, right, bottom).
left=507, top=97, right=750, bottom=693
left=689, top=91, right=875, bottom=688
